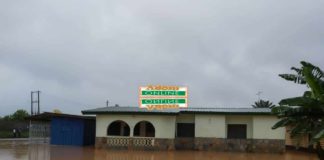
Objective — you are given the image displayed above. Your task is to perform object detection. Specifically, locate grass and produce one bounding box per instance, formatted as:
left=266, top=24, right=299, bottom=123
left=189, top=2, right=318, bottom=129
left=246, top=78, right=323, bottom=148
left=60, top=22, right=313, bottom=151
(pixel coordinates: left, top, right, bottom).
left=0, top=131, right=29, bottom=138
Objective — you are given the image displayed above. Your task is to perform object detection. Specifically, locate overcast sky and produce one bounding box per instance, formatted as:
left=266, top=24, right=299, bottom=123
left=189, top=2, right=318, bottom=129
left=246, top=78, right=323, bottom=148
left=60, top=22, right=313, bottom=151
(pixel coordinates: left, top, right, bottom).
left=0, top=0, right=323, bottom=116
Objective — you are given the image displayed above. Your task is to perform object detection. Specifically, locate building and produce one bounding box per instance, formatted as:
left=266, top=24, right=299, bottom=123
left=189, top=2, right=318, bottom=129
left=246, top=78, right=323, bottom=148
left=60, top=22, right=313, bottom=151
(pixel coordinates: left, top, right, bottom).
left=82, top=107, right=285, bottom=153
left=285, top=126, right=324, bottom=150
left=28, top=112, right=96, bottom=146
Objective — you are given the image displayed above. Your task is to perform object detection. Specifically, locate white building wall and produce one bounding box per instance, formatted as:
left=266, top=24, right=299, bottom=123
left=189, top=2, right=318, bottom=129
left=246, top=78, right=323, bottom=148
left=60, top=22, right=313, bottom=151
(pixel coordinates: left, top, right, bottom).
left=176, top=114, right=195, bottom=123
left=186, top=115, right=284, bottom=140
left=253, top=116, right=285, bottom=139
left=96, top=114, right=176, bottom=139
left=95, top=114, right=285, bottom=140
left=195, top=115, right=226, bottom=138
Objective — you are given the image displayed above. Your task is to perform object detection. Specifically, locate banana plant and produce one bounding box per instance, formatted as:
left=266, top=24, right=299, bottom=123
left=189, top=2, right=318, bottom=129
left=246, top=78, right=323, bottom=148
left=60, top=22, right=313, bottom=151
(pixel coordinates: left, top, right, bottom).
left=272, top=61, right=324, bottom=159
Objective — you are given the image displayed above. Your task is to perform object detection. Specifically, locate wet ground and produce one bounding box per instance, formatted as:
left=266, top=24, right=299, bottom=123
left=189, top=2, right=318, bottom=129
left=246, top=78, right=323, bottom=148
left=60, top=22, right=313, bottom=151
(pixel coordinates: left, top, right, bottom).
left=0, top=139, right=318, bottom=160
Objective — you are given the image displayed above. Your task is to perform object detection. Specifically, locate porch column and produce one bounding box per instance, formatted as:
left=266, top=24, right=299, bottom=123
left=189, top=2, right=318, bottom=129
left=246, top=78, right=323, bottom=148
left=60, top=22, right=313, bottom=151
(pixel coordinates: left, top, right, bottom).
left=120, top=123, right=125, bottom=136
left=140, top=122, right=146, bottom=137
left=130, top=125, right=134, bottom=137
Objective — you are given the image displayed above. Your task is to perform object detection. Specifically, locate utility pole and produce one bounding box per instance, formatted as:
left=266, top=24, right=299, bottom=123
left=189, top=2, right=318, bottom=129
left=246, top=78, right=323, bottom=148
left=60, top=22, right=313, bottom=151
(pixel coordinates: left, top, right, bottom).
left=106, top=100, right=109, bottom=107
left=31, top=91, right=41, bottom=115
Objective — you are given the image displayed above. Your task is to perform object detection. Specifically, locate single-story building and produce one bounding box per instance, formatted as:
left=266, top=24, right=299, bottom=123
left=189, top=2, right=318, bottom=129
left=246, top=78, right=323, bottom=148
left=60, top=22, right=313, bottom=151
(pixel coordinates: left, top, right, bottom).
left=82, top=106, right=285, bottom=153
left=285, top=126, right=324, bottom=151
left=28, top=112, right=96, bottom=146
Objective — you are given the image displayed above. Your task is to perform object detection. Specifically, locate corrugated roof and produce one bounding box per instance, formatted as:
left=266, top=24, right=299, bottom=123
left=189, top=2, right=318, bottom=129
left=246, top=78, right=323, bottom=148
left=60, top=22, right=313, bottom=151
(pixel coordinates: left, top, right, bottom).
left=82, top=106, right=272, bottom=115
left=27, top=112, right=96, bottom=121
left=181, top=107, right=271, bottom=114
left=82, top=106, right=179, bottom=115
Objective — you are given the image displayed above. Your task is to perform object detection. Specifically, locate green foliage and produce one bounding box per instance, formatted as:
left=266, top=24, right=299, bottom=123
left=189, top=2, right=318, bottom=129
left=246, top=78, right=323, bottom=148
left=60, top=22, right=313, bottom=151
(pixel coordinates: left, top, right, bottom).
left=2, top=115, right=12, bottom=121
left=252, top=99, right=276, bottom=108
left=0, top=130, right=29, bottom=138
left=53, top=109, right=62, bottom=114
left=2, top=109, right=29, bottom=121
left=11, top=109, right=29, bottom=121
left=272, top=61, right=324, bottom=159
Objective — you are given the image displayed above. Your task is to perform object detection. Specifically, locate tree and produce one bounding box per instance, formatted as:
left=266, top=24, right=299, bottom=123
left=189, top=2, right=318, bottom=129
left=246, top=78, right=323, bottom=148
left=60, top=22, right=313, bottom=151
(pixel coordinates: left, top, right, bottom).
left=272, top=61, right=324, bottom=160
left=53, top=109, right=62, bottom=114
left=252, top=99, right=276, bottom=108
left=11, top=109, right=29, bottom=121
left=2, top=115, right=13, bottom=121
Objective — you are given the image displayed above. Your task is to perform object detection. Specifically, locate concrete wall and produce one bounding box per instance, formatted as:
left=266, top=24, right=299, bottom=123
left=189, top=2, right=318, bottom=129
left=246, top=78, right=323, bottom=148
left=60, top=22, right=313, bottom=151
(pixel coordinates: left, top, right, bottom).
left=96, top=114, right=285, bottom=140
left=253, top=116, right=285, bottom=139
left=226, top=116, right=253, bottom=139
left=96, top=114, right=176, bottom=138
left=176, top=114, right=195, bottom=123
left=195, top=115, right=226, bottom=138
left=195, top=115, right=284, bottom=140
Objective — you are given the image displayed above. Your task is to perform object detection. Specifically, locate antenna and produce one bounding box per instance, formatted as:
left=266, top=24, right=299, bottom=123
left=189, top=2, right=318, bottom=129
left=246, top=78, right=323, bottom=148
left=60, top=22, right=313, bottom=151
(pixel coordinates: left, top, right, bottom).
left=256, top=91, right=263, bottom=100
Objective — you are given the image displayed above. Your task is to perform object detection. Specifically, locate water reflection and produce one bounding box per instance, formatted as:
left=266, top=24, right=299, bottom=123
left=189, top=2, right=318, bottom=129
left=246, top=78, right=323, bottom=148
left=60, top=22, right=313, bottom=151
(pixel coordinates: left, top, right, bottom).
left=29, top=143, right=50, bottom=160
left=0, top=140, right=318, bottom=160
left=51, top=145, right=95, bottom=160
left=0, top=140, right=28, bottom=160
left=91, top=150, right=317, bottom=160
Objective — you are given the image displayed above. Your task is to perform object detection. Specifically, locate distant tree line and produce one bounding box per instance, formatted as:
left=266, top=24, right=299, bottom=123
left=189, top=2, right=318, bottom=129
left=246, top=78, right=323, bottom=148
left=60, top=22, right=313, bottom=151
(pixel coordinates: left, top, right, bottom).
left=0, top=109, right=30, bottom=138
left=0, top=109, right=29, bottom=121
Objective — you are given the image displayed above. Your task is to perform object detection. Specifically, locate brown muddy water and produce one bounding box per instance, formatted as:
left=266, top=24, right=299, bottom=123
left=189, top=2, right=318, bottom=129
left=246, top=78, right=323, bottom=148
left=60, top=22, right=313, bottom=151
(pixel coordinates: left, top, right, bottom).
left=0, top=140, right=318, bottom=160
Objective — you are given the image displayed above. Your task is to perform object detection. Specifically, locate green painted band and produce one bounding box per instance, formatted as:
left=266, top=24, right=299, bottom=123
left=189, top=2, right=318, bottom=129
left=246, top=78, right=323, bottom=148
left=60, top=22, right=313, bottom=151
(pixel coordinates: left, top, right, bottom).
left=141, top=99, right=186, bottom=104
left=141, top=90, right=186, bottom=96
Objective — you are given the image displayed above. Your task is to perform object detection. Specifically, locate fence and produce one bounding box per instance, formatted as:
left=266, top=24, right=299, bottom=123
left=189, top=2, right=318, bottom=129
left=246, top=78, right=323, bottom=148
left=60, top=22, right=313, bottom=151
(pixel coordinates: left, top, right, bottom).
left=28, top=121, right=51, bottom=160
left=106, top=136, right=155, bottom=148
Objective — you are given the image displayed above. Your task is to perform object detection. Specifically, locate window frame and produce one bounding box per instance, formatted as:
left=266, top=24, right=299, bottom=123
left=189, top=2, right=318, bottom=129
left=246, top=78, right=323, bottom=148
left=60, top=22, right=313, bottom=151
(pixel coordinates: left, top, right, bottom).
left=227, top=124, right=247, bottom=139
left=176, top=123, right=195, bottom=138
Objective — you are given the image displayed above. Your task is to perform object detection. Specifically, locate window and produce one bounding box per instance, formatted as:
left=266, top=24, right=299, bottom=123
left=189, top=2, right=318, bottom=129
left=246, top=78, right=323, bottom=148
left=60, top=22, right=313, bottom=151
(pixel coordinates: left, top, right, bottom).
left=227, top=124, right=247, bottom=139
left=176, top=123, right=195, bottom=137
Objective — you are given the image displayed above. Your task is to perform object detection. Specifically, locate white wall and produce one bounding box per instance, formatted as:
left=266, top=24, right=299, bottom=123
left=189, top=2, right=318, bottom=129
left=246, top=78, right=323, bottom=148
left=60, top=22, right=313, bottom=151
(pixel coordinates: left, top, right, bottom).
left=226, top=116, right=253, bottom=139
left=96, top=114, right=176, bottom=138
left=176, top=114, right=195, bottom=123
left=195, top=115, right=226, bottom=138
left=253, top=116, right=285, bottom=139
left=95, top=114, right=285, bottom=140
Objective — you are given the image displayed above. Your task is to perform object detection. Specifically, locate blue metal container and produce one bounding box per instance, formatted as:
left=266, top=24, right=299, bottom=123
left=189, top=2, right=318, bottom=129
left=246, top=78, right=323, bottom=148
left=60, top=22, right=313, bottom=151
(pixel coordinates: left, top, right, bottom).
left=51, top=117, right=95, bottom=146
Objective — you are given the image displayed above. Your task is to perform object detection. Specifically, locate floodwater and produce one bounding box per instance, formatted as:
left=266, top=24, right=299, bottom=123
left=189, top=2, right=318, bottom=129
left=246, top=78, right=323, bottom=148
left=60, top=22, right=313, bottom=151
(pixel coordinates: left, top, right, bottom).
left=0, top=140, right=318, bottom=160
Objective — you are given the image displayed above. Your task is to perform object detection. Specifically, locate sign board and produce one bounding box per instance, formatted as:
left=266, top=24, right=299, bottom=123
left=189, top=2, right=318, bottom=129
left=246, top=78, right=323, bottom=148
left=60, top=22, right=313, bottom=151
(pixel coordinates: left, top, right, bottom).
left=139, top=85, right=188, bottom=110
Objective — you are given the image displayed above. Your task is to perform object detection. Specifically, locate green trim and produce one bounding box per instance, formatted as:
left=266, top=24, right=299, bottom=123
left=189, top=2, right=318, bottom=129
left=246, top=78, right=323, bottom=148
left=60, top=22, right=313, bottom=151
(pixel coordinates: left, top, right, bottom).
left=141, top=99, right=186, bottom=104
left=141, top=90, right=186, bottom=96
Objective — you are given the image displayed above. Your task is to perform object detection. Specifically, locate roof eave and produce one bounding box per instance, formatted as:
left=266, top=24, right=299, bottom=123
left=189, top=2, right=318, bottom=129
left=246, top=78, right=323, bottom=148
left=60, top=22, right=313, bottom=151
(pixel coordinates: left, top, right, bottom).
left=181, top=111, right=272, bottom=115
left=82, top=111, right=178, bottom=115
left=82, top=110, right=272, bottom=116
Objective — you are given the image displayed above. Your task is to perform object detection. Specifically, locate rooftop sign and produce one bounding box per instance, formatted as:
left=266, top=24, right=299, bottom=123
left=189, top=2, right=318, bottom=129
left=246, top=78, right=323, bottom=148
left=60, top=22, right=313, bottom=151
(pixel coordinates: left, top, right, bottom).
left=139, top=85, right=188, bottom=110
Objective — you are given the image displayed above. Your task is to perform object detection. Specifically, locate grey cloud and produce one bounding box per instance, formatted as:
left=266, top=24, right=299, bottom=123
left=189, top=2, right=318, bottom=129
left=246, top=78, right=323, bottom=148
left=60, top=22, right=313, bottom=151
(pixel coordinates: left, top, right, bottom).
left=0, top=0, right=323, bottom=115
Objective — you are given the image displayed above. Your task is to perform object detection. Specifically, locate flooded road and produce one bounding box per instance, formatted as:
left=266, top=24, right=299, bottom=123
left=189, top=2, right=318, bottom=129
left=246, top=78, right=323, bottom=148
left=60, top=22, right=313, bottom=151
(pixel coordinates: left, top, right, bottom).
left=0, top=140, right=318, bottom=160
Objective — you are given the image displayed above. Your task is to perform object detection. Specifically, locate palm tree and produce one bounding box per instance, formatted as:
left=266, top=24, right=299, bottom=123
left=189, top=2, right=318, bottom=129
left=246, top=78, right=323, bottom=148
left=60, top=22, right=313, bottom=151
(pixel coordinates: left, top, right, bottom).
left=252, top=99, right=276, bottom=108
left=272, top=61, right=324, bottom=160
